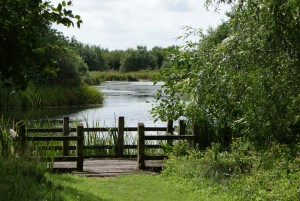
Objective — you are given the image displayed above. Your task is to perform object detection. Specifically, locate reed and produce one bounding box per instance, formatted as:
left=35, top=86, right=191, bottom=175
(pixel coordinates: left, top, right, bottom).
left=86, top=70, right=160, bottom=84
left=0, top=116, right=13, bottom=158
left=1, top=83, right=104, bottom=108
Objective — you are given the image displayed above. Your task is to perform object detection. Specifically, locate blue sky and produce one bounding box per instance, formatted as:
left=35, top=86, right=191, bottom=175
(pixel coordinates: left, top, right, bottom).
left=51, top=0, right=230, bottom=50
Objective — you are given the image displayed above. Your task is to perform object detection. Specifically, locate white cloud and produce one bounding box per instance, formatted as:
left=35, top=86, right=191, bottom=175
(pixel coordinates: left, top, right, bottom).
left=51, top=0, right=230, bottom=50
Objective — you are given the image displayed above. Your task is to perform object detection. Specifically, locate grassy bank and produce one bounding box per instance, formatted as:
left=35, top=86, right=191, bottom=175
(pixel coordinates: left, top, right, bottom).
left=1, top=140, right=300, bottom=200
left=0, top=83, right=103, bottom=108
left=0, top=158, right=199, bottom=201
left=161, top=140, right=300, bottom=200
left=2, top=118, right=299, bottom=200
left=84, top=70, right=160, bottom=85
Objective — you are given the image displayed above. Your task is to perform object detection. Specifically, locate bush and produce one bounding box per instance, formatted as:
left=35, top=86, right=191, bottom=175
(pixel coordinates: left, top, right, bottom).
left=162, top=140, right=300, bottom=200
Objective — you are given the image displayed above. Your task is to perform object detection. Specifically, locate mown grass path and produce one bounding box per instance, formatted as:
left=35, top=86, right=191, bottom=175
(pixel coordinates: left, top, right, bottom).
left=49, top=159, right=202, bottom=200
left=51, top=174, right=199, bottom=201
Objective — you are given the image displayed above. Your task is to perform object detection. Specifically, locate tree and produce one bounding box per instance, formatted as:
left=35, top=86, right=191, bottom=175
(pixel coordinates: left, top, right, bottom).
left=103, top=50, right=124, bottom=70
left=152, top=0, right=300, bottom=145
left=120, top=46, right=157, bottom=72
left=150, top=46, right=166, bottom=69
left=0, top=0, right=82, bottom=89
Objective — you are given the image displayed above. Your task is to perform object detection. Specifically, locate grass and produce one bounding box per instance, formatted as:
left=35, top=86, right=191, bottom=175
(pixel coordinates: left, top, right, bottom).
left=84, top=70, right=160, bottom=85
left=161, top=140, right=300, bottom=201
left=0, top=158, right=200, bottom=201
left=4, top=118, right=300, bottom=200
left=50, top=174, right=199, bottom=201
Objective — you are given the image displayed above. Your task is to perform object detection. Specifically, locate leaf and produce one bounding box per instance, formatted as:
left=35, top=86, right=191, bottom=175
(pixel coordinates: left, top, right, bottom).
left=57, top=3, right=62, bottom=13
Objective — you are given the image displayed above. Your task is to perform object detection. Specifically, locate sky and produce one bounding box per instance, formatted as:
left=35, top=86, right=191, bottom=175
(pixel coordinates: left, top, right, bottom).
left=51, top=0, right=230, bottom=50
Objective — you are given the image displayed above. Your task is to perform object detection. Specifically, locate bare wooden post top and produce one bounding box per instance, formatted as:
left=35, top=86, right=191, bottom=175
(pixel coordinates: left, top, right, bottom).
left=137, top=123, right=145, bottom=170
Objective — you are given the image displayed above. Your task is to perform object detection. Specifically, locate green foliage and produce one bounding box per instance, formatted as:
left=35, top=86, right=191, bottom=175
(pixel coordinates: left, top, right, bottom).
left=152, top=0, right=300, bottom=144
left=0, top=83, right=103, bottom=107
left=0, top=158, right=56, bottom=201
left=103, top=49, right=124, bottom=70
left=162, top=140, right=300, bottom=200
left=120, top=46, right=158, bottom=72
left=46, top=47, right=88, bottom=86
left=0, top=0, right=82, bottom=89
left=78, top=44, right=108, bottom=71
left=0, top=117, right=13, bottom=158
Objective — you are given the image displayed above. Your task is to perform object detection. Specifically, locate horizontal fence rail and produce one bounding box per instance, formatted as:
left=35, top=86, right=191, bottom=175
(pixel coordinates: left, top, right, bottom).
left=13, top=116, right=201, bottom=171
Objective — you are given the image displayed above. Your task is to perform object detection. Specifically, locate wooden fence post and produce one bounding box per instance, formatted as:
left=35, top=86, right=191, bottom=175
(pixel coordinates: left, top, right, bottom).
left=179, top=120, right=186, bottom=135
left=192, top=123, right=200, bottom=149
left=77, top=124, right=84, bottom=171
left=193, top=120, right=211, bottom=150
left=63, top=116, right=69, bottom=156
left=137, top=123, right=145, bottom=170
left=117, top=116, right=124, bottom=157
left=17, top=121, right=26, bottom=148
left=167, top=120, right=173, bottom=145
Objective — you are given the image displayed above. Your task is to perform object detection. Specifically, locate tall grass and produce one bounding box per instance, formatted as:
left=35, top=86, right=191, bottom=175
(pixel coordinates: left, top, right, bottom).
left=161, top=139, right=300, bottom=200
left=0, top=116, right=13, bottom=158
left=1, top=83, right=104, bottom=108
left=85, top=70, right=160, bottom=85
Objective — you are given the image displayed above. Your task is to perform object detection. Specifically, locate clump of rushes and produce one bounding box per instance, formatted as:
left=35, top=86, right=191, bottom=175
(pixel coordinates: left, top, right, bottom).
left=1, top=83, right=104, bottom=108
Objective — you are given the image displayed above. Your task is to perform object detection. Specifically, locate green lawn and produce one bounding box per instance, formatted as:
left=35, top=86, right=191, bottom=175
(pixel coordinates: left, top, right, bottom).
left=50, top=174, right=199, bottom=201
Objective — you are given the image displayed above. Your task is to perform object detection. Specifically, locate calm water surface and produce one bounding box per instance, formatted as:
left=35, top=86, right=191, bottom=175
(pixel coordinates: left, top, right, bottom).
left=70, top=81, right=164, bottom=127
left=2, top=81, right=165, bottom=127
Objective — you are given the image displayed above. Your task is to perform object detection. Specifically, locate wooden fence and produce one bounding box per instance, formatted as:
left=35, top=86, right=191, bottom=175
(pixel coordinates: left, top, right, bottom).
left=13, top=116, right=201, bottom=171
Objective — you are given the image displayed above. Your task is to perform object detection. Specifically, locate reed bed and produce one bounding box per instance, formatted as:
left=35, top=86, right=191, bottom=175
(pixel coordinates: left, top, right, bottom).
left=0, top=83, right=104, bottom=108
left=85, top=70, right=160, bottom=85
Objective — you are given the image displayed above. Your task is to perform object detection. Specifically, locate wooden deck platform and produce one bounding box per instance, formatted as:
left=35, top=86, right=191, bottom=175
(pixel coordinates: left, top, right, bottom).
left=52, top=159, right=163, bottom=177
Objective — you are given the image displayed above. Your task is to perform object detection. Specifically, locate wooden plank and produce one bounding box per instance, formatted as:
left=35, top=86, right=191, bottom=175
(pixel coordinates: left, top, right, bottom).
left=27, top=126, right=168, bottom=133
left=137, top=123, right=145, bottom=170
left=77, top=124, right=84, bottom=171
left=32, top=146, right=76, bottom=151
left=179, top=120, right=186, bottom=135
left=84, top=127, right=118, bottom=132
left=124, top=127, right=137, bottom=131
left=34, top=156, right=79, bottom=162
left=84, top=155, right=118, bottom=159
left=117, top=116, right=124, bottom=157
left=27, top=128, right=63, bottom=132
left=144, top=135, right=196, bottom=141
left=145, top=127, right=167, bottom=131
left=63, top=116, right=69, bottom=156
left=145, top=145, right=163, bottom=149
left=124, top=145, right=137, bottom=149
left=84, top=145, right=114, bottom=150
left=144, top=155, right=168, bottom=160
left=26, top=136, right=79, bottom=141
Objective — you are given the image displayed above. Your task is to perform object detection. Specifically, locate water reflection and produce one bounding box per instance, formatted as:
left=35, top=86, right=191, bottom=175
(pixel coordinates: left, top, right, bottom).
left=1, top=81, right=165, bottom=127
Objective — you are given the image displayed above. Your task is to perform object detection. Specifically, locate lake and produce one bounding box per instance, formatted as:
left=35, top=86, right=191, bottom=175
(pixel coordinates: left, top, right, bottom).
left=1, top=81, right=165, bottom=127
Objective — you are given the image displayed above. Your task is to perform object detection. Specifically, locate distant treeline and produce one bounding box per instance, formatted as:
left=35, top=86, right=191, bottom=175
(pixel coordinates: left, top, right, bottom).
left=68, top=37, right=172, bottom=72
